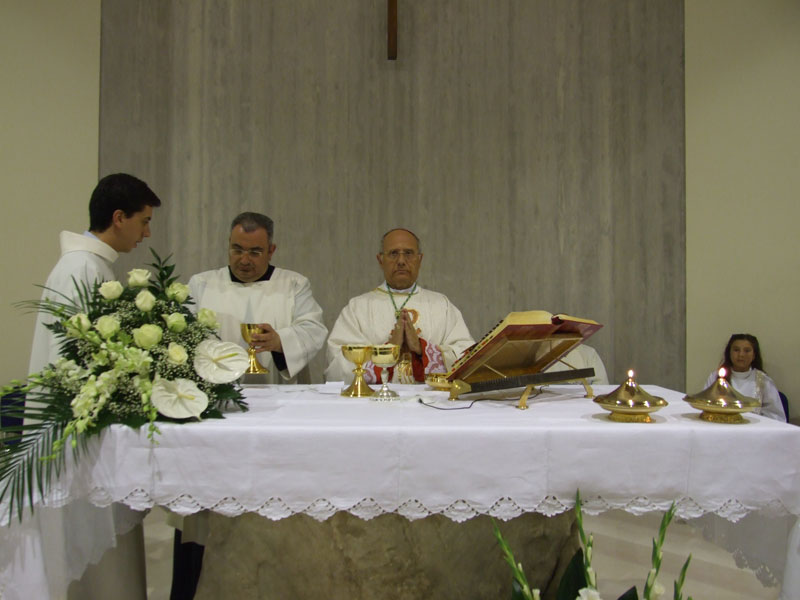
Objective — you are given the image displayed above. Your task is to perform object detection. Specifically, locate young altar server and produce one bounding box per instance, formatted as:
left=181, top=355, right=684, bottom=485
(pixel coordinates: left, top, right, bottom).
left=29, top=173, right=162, bottom=375
left=325, top=228, right=474, bottom=383
left=27, top=173, right=161, bottom=600
left=705, top=333, right=786, bottom=422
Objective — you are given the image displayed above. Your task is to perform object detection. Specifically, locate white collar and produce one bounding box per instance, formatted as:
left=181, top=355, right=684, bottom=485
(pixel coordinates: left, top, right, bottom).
left=59, top=231, right=119, bottom=264
left=381, top=281, right=418, bottom=294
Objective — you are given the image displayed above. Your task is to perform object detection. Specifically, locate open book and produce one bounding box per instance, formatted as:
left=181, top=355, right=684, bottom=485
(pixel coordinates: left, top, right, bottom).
left=447, top=310, right=602, bottom=383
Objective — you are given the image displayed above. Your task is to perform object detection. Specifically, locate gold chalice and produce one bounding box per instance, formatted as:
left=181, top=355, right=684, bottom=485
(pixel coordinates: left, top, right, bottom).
left=371, top=344, right=401, bottom=400
left=341, top=345, right=375, bottom=397
left=240, top=323, right=269, bottom=374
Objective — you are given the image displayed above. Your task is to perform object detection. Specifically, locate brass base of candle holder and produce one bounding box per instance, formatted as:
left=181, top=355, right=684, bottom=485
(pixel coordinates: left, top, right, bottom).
left=683, top=374, right=759, bottom=424
left=594, top=374, right=667, bottom=422
left=697, top=410, right=747, bottom=424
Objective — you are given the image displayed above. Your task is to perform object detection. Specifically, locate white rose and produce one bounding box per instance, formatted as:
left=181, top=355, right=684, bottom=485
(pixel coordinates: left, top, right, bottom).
left=94, top=315, right=121, bottom=339
left=132, top=324, right=163, bottom=349
left=197, top=308, right=219, bottom=329
left=166, top=282, right=190, bottom=303
left=166, top=342, right=188, bottom=365
left=127, top=268, right=151, bottom=287
left=98, top=280, right=124, bottom=300
left=65, top=313, right=91, bottom=337
left=162, top=312, right=187, bottom=333
left=135, top=290, right=157, bottom=312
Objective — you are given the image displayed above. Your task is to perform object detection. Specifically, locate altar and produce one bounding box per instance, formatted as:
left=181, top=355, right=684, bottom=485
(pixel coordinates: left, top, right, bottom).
left=1, top=383, right=799, bottom=598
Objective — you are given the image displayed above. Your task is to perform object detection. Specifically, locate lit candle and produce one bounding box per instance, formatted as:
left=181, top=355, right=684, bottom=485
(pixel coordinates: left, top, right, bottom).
left=718, top=367, right=726, bottom=379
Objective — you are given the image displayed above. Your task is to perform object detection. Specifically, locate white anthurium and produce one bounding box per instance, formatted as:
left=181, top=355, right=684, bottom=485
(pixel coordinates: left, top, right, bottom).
left=193, top=339, right=249, bottom=384
left=151, top=377, right=209, bottom=419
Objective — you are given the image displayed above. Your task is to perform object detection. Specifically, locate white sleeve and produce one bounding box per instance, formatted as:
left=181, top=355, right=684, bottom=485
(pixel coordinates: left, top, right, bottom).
left=275, top=276, right=328, bottom=379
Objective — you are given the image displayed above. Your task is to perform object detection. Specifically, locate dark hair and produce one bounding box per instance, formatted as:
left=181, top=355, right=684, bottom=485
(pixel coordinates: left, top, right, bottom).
left=722, top=333, right=764, bottom=377
left=231, top=212, right=274, bottom=242
left=89, top=173, right=162, bottom=232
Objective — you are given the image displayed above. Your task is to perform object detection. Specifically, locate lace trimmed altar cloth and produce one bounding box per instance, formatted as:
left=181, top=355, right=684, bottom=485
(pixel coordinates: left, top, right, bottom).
left=1, top=384, right=799, bottom=598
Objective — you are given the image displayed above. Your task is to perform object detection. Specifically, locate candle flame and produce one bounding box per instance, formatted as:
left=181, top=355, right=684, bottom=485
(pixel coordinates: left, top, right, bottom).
left=718, top=367, right=726, bottom=378
left=627, top=369, right=634, bottom=379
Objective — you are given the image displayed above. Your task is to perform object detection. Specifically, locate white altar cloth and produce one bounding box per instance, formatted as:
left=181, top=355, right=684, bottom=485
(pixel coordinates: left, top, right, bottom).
left=2, top=384, right=799, bottom=598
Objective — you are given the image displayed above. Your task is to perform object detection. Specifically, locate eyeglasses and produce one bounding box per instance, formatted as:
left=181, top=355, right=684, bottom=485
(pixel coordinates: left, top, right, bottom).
left=381, top=249, right=419, bottom=261
left=229, top=247, right=265, bottom=258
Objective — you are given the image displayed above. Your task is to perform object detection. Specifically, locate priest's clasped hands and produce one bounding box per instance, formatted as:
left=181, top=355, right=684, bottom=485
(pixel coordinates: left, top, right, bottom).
left=388, top=309, right=421, bottom=356
left=248, top=323, right=283, bottom=354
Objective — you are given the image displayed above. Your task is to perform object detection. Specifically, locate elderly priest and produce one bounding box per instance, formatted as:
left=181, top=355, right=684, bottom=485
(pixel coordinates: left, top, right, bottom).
left=188, top=212, right=328, bottom=384
left=325, top=228, right=474, bottom=383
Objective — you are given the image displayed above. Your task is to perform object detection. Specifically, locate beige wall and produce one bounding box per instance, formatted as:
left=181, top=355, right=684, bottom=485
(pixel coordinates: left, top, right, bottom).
left=0, top=0, right=101, bottom=384
left=686, top=1, right=800, bottom=417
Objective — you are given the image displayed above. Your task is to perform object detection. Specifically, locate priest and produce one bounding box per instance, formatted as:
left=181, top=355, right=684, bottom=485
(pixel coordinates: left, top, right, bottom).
left=325, top=228, right=474, bottom=383
left=188, top=212, right=328, bottom=383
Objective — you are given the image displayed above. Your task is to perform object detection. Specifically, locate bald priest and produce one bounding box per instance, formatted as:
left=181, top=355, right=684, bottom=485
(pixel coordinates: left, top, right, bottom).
left=325, top=228, right=474, bottom=384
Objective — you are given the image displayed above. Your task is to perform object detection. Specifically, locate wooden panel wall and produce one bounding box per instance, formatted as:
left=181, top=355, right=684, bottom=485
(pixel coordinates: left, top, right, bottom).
left=100, top=0, right=685, bottom=387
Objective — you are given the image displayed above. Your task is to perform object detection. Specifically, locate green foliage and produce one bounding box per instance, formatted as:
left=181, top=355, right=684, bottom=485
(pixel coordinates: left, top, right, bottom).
left=1, top=251, right=247, bottom=523
left=495, top=491, right=693, bottom=600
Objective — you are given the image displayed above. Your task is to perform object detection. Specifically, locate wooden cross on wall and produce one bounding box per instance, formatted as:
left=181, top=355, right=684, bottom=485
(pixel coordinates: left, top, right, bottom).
left=388, top=0, right=397, bottom=59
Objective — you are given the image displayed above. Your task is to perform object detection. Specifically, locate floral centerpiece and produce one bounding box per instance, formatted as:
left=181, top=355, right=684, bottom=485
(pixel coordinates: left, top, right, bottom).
left=494, top=491, right=693, bottom=600
left=0, top=251, right=249, bottom=522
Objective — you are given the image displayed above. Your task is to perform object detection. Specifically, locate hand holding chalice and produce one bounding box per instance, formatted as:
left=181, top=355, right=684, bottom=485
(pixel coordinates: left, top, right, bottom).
left=240, top=323, right=270, bottom=374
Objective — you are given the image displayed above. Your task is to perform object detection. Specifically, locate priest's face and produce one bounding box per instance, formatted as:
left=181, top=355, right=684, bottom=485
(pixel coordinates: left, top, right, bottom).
left=378, top=229, right=422, bottom=290
left=228, top=225, right=276, bottom=282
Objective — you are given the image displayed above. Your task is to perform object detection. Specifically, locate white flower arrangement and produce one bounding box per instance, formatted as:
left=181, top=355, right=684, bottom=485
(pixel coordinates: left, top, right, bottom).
left=0, top=251, right=248, bottom=521
left=494, top=491, right=693, bottom=600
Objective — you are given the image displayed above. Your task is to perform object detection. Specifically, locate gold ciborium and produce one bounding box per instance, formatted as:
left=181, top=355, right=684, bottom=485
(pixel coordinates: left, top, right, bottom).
left=683, top=368, right=760, bottom=424
left=240, top=323, right=269, bottom=374
left=371, top=344, right=400, bottom=400
left=341, top=345, right=375, bottom=397
left=594, top=370, right=667, bottom=423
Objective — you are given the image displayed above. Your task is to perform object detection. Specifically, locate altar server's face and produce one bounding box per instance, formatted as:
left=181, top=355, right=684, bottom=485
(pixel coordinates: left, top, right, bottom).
left=113, top=206, right=153, bottom=253
left=729, top=340, right=755, bottom=372
left=228, top=225, right=275, bottom=282
left=378, top=229, right=422, bottom=290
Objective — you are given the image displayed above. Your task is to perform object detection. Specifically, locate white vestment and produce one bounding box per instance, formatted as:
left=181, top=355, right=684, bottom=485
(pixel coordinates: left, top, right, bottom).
left=545, top=344, right=609, bottom=385
left=325, top=283, right=474, bottom=383
left=28, top=231, right=118, bottom=375
left=705, top=368, right=786, bottom=422
left=188, top=266, right=327, bottom=383
left=23, top=231, right=146, bottom=600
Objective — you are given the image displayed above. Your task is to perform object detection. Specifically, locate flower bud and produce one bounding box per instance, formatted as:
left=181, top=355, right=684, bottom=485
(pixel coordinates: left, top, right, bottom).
left=167, top=342, right=188, bottom=365
left=98, top=280, right=124, bottom=300
left=127, top=268, right=151, bottom=287
left=132, top=324, right=163, bottom=349
left=95, top=315, right=121, bottom=339
left=135, top=290, right=157, bottom=312
left=166, top=282, right=190, bottom=303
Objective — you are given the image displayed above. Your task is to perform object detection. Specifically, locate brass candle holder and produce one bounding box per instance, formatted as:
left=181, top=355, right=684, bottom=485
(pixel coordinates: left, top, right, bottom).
left=683, top=368, right=760, bottom=424
left=340, top=345, right=375, bottom=397
left=240, top=323, right=269, bottom=374
left=594, top=370, right=667, bottom=423
left=371, top=344, right=401, bottom=400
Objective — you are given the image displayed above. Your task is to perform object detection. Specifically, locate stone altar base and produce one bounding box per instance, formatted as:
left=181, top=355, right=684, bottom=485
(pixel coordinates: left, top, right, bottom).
left=195, top=510, right=579, bottom=600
